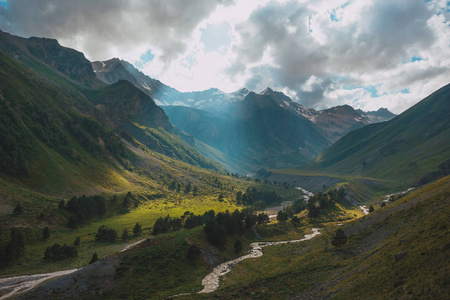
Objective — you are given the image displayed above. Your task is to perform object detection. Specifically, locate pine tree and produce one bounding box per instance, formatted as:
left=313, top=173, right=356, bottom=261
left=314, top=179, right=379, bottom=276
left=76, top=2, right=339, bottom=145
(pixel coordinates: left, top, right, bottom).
left=5, top=228, right=24, bottom=261
left=331, top=229, right=347, bottom=248
left=133, top=222, right=142, bottom=236
left=121, top=228, right=130, bottom=242
left=89, top=253, right=98, bottom=264
left=42, top=227, right=50, bottom=240
left=234, top=240, right=243, bottom=254
left=73, top=236, right=81, bottom=246
left=13, top=203, right=23, bottom=215
left=369, top=205, right=375, bottom=213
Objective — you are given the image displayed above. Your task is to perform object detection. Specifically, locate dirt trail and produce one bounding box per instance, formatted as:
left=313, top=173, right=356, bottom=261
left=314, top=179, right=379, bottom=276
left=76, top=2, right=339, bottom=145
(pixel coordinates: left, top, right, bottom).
left=0, top=269, right=78, bottom=300
left=198, top=228, right=321, bottom=294
left=119, top=238, right=147, bottom=252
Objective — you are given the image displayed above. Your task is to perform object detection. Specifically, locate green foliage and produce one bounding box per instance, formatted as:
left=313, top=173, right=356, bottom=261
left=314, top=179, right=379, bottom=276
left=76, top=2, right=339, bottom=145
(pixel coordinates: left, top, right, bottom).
left=3, top=228, right=24, bottom=263
left=121, top=229, right=130, bottom=242
left=89, top=252, right=98, bottom=264
left=65, top=195, right=107, bottom=225
left=238, top=187, right=282, bottom=206
left=95, top=225, right=118, bottom=243
left=13, top=203, right=23, bottom=215
left=234, top=239, right=243, bottom=254
left=204, top=219, right=227, bottom=248
left=307, top=188, right=346, bottom=218
left=73, top=236, right=80, bottom=246
left=305, top=84, right=450, bottom=186
left=43, top=243, right=78, bottom=261
left=417, top=158, right=450, bottom=185
left=42, top=227, right=50, bottom=240
left=186, top=244, right=201, bottom=261
left=152, top=215, right=182, bottom=235
left=0, top=100, right=32, bottom=177
left=331, top=228, right=347, bottom=248
left=132, top=222, right=142, bottom=236
left=277, top=210, right=288, bottom=222
left=184, top=210, right=216, bottom=229
left=256, top=213, right=270, bottom=225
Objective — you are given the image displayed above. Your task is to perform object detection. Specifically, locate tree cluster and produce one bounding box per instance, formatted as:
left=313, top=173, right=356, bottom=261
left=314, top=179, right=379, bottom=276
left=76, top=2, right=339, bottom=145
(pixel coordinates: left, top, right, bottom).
left=43, top=243, right=78, bottom=261
left=204, top=209, right=255, bottom=248
left=152, top=215, right=183, bottom=235
left=236, top=187, right=282, bottom=207
left=307, top=189, right=346, bottom=218
left=184, top=210, right=216, bottom=229
left=1, top=228, right=25, bottom=264
left=331, top=229, right=347, bottom=248
left=0, top=101, right=33, bottom=177
left=62, top=195, right=107, bottom=227
left=95, top=225, right=118, bottom=242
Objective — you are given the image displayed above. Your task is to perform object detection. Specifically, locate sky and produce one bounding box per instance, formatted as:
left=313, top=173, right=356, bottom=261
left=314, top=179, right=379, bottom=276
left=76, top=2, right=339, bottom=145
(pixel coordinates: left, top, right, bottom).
left=0, top=0, right=449, bottom=113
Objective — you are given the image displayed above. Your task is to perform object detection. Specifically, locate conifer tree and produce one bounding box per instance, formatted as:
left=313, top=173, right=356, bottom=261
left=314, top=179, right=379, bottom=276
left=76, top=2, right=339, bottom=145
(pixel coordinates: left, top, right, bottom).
left=121, top=228, right=130, bottom=242
left=331, top=228, right=347, bottom=248
left=133, top=222, right=142, bottom=236
left=43, top=227, right=50, bottom=240
left=89, top=252, right=98, bottom=264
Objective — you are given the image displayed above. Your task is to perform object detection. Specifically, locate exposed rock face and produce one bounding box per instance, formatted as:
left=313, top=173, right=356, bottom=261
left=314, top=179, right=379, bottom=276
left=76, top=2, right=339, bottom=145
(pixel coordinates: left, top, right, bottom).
left=0, top=30, right=102, bottom=87
left=90, top=80, right=173, bottom=132
left=26, top=37, right=99, bottom=85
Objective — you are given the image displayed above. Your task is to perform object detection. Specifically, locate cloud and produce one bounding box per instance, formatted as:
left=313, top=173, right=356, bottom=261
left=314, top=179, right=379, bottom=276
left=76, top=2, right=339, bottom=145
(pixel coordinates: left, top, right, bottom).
left=0, top=0, right=226, bottom=64
left=0, top=0, right=448, bottom=113
left=227, top=0, right=449, bottom=113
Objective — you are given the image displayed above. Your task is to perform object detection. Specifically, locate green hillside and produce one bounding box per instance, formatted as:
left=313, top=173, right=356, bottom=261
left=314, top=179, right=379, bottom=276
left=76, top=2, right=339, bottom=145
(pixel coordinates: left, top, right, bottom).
left=193, top=176, right=450, bottom=299
left=302, top=84, right=450, bottom=186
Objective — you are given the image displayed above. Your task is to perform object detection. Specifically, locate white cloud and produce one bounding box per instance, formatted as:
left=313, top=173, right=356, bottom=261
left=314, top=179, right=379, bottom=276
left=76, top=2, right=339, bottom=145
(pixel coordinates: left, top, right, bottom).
left=0, top=0, right=448, bottom=112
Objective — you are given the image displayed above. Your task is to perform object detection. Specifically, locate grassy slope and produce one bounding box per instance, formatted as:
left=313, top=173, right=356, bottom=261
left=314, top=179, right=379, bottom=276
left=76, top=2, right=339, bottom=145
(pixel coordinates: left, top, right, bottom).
left=0, top=148, right=304, bottom=278
left=301, top=84, right=450, bottom=186
left=193, top=176, right=450, bottom=299
left=0, top=51, right=136, bottom=197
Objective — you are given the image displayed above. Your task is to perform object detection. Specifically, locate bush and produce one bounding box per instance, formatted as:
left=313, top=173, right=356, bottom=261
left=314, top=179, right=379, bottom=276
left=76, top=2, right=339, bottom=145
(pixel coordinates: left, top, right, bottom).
left=187, top=245, right=201, bottom=260
left=234, top=240, right=243, bottom=254
left=95, top=225, right=118, bottom=243
left=89, top=252, right=98, bottom=264
left=13, top=203, right=23, bottom=215
left=44, top=243, right=78, bottom=261
left=331, top=229, right=347, bottom=248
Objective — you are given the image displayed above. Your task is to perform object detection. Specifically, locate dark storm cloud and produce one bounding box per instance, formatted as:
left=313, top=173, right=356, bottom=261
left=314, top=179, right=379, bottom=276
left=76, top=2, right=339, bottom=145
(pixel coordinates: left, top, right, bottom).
left=0, top=0, right=229, bottom=61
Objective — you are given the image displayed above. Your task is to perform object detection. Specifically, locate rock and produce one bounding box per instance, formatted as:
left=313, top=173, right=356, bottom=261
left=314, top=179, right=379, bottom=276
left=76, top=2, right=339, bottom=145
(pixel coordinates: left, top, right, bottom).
left=394, top=252, right=407, bottom=262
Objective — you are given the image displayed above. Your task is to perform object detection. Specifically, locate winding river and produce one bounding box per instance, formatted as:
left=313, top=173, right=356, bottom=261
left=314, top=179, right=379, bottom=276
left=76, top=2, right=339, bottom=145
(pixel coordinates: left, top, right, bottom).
left=198, top=228, right=321, bottom=294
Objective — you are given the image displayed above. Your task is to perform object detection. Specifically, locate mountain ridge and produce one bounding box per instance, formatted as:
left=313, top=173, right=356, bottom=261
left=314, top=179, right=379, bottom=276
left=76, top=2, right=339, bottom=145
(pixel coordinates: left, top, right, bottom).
left=302, top=83, right=450, bottom=185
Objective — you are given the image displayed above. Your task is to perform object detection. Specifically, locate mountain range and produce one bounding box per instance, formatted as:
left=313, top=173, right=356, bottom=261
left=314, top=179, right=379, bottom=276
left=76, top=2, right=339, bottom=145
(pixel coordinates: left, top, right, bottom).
left=91, top=58, right=396, bottom=172
left=0, top=30, right=223, bottom=197
left=303, top=83, right=450, bottom=186
left=0, top=29, right=449, bottom=300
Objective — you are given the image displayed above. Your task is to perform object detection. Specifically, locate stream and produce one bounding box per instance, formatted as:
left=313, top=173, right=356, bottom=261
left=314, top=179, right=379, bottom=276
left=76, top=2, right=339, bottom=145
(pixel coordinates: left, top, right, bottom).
left=0, top=238, right=148, bottom=299
left=295, top=187, right=314, bottom=202
left=383, top=187, right=415, bottom=202
left=198, top=228, right=321, bottom=294
left=0, top=269, right=78, bottom=300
